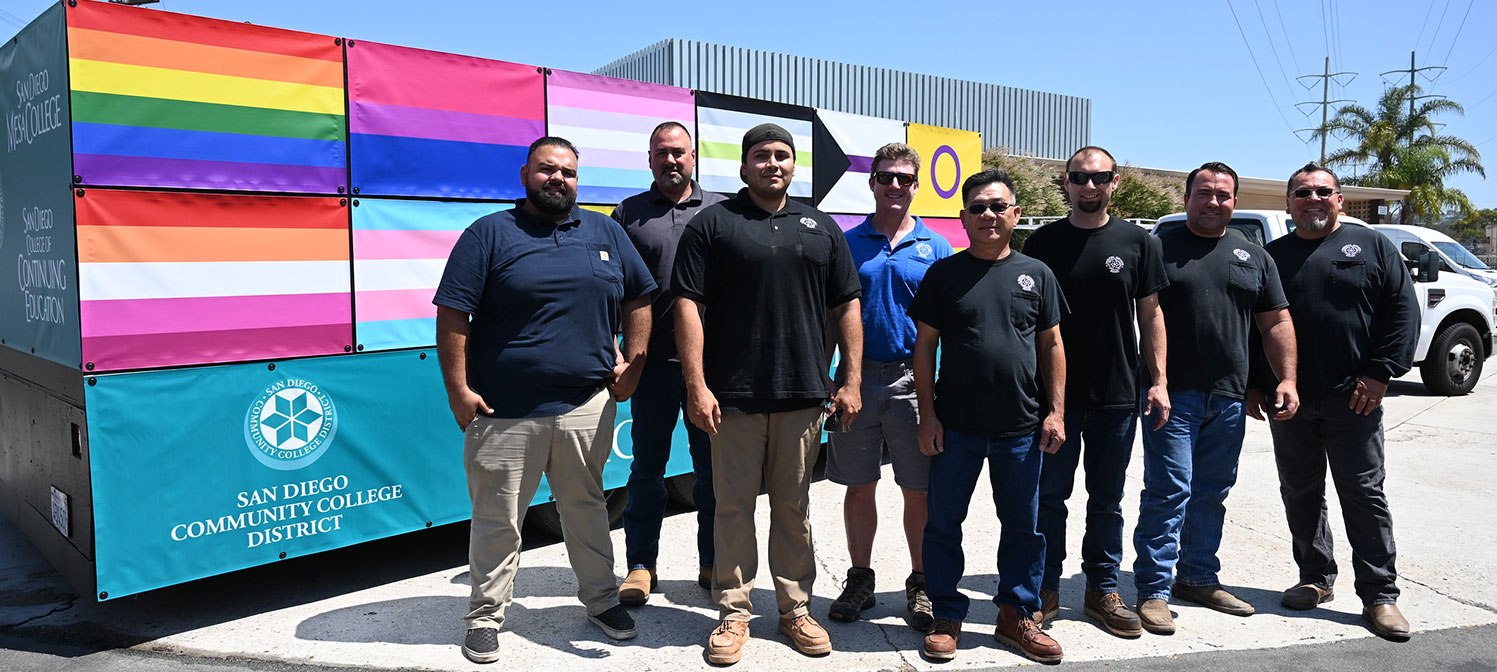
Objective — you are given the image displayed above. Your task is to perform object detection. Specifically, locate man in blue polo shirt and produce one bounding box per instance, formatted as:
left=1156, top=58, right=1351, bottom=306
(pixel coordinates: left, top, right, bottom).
left=826, top=143, right=953, bottom=631
left=434, top=137, right=656, bottom=664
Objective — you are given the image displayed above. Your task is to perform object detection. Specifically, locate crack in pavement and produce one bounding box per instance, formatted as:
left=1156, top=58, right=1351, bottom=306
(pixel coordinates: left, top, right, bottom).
left=0, top=593, right=78, bottom=632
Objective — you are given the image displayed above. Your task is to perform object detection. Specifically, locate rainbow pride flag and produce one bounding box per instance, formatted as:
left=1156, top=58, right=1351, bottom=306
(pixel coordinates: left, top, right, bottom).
left=76, top=190, right=352, bottom=371
left=545, top=69, right=695, bottom=205
left=348, top=41, right=544, bottom=199
left=66, top=0, right=347, bottom=193
left=352, top=199, right=510, bottom=352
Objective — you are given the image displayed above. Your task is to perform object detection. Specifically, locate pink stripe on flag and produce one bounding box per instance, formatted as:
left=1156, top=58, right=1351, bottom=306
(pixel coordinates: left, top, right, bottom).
left=923, top=218, right=969, bottom=248
left=352, top=102, right=546, bottom=145
left=81, top=293, right=351, bottom=338
left=353, top=228, right=462, bottom=260
left=547, top=69, right=694, bottom=105
left=83, top=324, right=351, bottom=372
left=347, top=41, right=544, bottom=119
left=831, top=214, right=866, bottom=232
left=356, top=288, right=439, bottom=322
left=546, top=86, right=696, bottom=121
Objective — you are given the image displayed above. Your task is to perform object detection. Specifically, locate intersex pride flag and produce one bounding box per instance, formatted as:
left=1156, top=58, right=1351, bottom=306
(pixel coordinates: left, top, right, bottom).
left=66, top=0, right=347, bottom=193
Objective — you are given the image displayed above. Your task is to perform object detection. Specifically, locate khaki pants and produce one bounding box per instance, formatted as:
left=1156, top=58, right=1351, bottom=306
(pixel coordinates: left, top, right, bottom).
left=463, top=388, right=618, bottom=628
left=712, top=406, right=824, bottom=621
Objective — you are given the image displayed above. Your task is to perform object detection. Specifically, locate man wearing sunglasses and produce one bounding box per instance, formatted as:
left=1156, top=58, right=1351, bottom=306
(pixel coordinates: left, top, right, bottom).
left=1022, top=146, right=1169, bottom=638
left=673, top=123, right=863, bottom=664
left=1257, top=162, right=1418, bottom=641
left=910, top=169, right=1068, bottom=663
left=612, top=121, right=726, bottom=608
left=1131, top=162, right=1297, bottom=635
left=826, top=143, right=953, bottom=631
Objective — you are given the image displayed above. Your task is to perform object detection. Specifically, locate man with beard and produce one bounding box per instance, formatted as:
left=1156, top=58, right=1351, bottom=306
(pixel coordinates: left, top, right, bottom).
left=435, top=137, right=656, bottom=663
left=1132, top=162, right=1298, bottom=635
left=1022, top=145, right=1169, bottom=638
left=673, top=123, right=862, bottom=664
left=1256, top=162, right=1418, bottom=641
left=612, top=122, right=726, bottom=606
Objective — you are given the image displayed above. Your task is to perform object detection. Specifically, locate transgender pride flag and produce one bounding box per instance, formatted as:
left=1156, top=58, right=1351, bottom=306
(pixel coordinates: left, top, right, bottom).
left=348, top=41, right=544, bottom=200
left=545, top=70, right=695, bottom=205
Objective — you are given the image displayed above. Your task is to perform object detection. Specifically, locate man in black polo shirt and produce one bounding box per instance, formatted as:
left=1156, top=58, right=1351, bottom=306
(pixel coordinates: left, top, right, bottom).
left=673, top=123, right=862, bottom=665
left=1023, top=145, right=1169, bottom=638
left=910, top=169, right=1067, bottom=664
left=613, top=121, right=726, bottom=606
left=1257, top=162, right=1418, bottom=641
left=1132, top=162, right=1298, bottom=635
left=434, top=137, right=656, bottom=663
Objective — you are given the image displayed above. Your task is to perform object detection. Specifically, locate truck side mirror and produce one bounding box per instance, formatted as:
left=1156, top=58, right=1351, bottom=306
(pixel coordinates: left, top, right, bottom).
left=1416, top=250, right=1440, bottom=283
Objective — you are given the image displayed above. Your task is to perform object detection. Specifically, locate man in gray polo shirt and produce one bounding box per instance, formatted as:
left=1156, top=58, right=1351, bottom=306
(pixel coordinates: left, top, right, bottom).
left=613, top=121, right=727, bottom=606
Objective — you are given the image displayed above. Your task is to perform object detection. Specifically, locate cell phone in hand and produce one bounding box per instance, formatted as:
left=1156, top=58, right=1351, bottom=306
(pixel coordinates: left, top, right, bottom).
left=823, top=409, right=844, bottom=432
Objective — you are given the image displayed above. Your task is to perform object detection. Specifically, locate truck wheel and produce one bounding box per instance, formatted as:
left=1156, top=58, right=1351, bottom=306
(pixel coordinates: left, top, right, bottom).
left=523, top=488, right=629, bottom=539
left=665, top=473, right=697, bottom=509
left=1420, top=322, right=1484, bottom=395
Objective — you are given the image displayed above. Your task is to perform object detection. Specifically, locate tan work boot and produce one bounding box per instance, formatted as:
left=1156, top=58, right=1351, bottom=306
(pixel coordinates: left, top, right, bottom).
left=1036, top=588, right=1060, bottom=626
left=1083, top=591, right=1142, bottom=638
left=922, top=618, right=961, bottom=661
left=1137, top=598, right=1175, bottom=635
left=995, top=604, right=1062, bottom=664
left=619, top=568, right=656, bottom=606
left=1363, top=603, right=1411, bottom=641
left=706, top=620, right=750, bottom=665
left=778, top=613, right=832, bottom=656
left=1173, top=582, right=1255, bottom=616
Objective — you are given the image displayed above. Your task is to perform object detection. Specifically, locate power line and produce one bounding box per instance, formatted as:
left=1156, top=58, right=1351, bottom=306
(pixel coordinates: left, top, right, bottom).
left=1296, top=57, right=1357, bottom=163
left=1449, top=43, right=1497, bottom=83
left=1252, top=0, right=1297, bottom=97
left=1272, top=0, right=1304, bottom=72
left=1411, top=0, right=1438, bottom=54
left=1437, top=0, right=1475, bottom=71
left=1421, top=0, right=1453, bottom=62
left=1225, top=0, right=1301, bottom=138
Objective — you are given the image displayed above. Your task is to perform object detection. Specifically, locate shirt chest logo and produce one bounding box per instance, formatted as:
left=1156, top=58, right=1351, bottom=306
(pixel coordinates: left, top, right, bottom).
left=800, top=217, right=818, bottom=229
left=1017, top=274, right=1036, bottom=292
left=1341, top=244, right=1362, bottom=258
left=599, top=250, right=610, bottom=261
left=1104, top=255, right=1124, bottom=274
left=916, top=242, right=933, bottom=258
left=1233, top=248, right=1250, bottom=262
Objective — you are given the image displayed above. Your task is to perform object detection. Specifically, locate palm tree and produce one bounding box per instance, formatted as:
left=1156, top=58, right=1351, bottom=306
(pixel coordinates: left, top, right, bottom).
left=1312, top=84, right=1484, bottom=224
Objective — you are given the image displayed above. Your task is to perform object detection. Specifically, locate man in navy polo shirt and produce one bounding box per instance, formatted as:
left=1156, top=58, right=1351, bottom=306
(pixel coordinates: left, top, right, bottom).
left=826, top=142, right=953, bottom=630
left=434, top=137, right=656, bottom=663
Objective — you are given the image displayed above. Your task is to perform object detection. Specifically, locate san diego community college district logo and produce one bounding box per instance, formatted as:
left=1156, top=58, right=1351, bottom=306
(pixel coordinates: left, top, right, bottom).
left=243, top=379, right=339, bottom=471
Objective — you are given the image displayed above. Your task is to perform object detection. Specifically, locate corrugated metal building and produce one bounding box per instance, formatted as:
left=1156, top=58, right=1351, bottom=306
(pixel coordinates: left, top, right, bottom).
left=594, top=38, right=1090, bottom=160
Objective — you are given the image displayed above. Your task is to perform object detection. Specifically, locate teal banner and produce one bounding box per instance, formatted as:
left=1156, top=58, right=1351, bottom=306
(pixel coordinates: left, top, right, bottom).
left=0, top=3, right=78, bottom=368
left=85, top=349, right=686, bottom=598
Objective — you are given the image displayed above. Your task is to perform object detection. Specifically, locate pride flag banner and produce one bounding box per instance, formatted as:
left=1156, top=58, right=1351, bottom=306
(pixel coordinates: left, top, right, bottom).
left=694, top=91, right=814, bottom=200
left=348, top=41, right=544, bottom=200
left=76, top=190, right=352, bottom=371
left=352, top=199, right=511, bottom=352
left=813, top=110, right=906, bottom=215
left=545, top=70, right=694, bottom=205
left=907, top=123, right=981, bottom=218
left=66, top=0, right=347, bottom=193
left=830, top=214, right=967, bottom=250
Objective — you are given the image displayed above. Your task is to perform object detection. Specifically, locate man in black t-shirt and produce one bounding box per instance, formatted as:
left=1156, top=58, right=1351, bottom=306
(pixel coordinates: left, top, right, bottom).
left=672, top=123, right=863, bottom=664
left=909, top=170, right=1067, bottom=664
left=1257, top=163, right=1418, bottom=642
left=1022, top=146, right=1169, bottom=638
left=1131, top=162, right=1297, bottom=635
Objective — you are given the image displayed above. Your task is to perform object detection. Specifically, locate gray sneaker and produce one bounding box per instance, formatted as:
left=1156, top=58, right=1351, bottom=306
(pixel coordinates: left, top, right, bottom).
left=829, top=566, right=876, bottom=621
left=906, top=571, right=934, bottom=631
left=588, top=604, right=638, bottom=640
left=462, top=627, right=500, bottom=664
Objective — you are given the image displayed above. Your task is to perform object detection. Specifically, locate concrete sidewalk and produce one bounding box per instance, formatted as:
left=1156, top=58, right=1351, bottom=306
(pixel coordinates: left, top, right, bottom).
left=2, top=368, right=1495, bottom=670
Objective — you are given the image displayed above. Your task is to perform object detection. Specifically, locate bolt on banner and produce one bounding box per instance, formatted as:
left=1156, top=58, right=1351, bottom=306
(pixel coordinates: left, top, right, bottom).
left=0, top=3, right=79, bottom=367
left=906, top=123, right=981, bottom=219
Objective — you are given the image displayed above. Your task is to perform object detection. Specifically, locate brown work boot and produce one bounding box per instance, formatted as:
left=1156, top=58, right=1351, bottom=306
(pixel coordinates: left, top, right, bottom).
left=778, top=613, right=832, bottom=656
left=1083, top=591, right=1143, bottom=638
left=699, top=567, right=713, bottom=590
left=1363, top=603, right=1411, bottom=641
left=922, top=618, right=961, bottom=661
left=1137, top=598, right=1175, bottom=635
left=1173, top=582, right=1255, bottom=616
left=618, top=568, right=656, bottom=606
left=1281, top=583, right=1334, bottom=610
left=706, top=620, right=750, bottom=665
left=995, top=604, right=1063, bottom=664
left=1036, top=588, right=1060, bottom=626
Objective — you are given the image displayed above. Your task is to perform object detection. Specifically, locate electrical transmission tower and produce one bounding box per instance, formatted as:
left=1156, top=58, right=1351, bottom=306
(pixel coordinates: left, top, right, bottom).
left=1380, top=51, right=1447, bottom=125
left=1296, top=57, right=1356, bottom=164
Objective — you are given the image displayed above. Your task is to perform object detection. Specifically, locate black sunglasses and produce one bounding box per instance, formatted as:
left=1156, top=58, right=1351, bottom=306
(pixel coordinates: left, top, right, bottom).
left=1292, top=187, right=1338, bottom=199
left=1067, top=170, right=1116, bottom=186
left=873, top=171, right=917, bottom=187
left=965, top=201, right=1013, bottom=215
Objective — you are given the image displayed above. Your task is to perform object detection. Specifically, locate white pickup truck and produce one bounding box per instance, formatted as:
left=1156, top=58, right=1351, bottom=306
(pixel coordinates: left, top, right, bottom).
left=1153, top=210, right=1496, bottom=395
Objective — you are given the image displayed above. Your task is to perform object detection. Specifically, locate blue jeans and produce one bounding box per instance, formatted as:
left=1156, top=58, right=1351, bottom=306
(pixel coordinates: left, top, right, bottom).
left=1037, top=407, right=1137, bottom=593
left=1133, top=390, right=1246, bottom=600
left=924, top=428, right=1045, bottom=621
left=622, top=359, right=715, bottom=570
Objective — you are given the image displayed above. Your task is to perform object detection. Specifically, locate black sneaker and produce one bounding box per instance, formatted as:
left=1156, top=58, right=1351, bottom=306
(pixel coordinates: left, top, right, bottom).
left=589, top=603, right=638, bottom=640
left=829, top=566, right=876, bottom=622
left=906, top=571, right=934, bottom=632
left=462, top=627, right=500, bottom=664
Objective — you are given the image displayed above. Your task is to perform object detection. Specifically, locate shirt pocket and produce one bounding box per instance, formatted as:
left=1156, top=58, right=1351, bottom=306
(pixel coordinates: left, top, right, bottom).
left=1330, top=259, right=1368, bottom=289
left=587, top=243, right=623, bottom=283
left=1010, top=291, right=1040, bottom=335
left=798, top=228, right=832, bottom=266
left=1227, top=262, right=1261, bottom=294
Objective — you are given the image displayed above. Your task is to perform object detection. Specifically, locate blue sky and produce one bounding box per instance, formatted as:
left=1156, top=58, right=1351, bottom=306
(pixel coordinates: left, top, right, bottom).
left=5, top=0, right=1493, bottom=210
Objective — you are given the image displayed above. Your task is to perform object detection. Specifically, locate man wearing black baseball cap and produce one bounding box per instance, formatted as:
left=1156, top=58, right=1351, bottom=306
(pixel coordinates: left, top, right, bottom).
left=673, top=122, right=863, bottom=664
